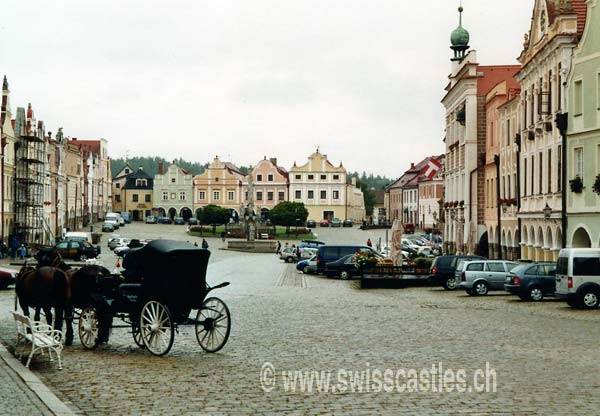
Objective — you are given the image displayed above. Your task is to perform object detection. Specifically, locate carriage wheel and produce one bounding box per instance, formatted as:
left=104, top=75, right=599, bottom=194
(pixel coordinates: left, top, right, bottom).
left=195, top=297, right=231, bottom=353
left=139, top=300, right=174, bottom=356
left=78, top=307, right=99, bottom=349
left=131, top=323, right=145, bottom=349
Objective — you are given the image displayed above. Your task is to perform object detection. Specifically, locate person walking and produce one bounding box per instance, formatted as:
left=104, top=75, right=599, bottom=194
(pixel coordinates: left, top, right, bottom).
left=276, top=241, right=282, bottom=254
left=366, top=238, right=372, bottom=248
left=202, top=238, right=209, bottom=249
left=19, top=244, right=26, bottom=259
left=295, top=245, right=301, bottom=261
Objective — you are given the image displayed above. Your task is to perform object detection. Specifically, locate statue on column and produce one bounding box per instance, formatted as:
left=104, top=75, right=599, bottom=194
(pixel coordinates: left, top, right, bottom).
left=390, top=219, right=404, bottom=266
left=244, top=172, right=257, bottom=241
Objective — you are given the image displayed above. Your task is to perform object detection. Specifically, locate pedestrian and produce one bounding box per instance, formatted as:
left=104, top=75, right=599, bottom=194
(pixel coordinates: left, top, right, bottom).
left=19, top=244, right=26, bottom=259
left=202, top=239, right=209, bottom=249
left=194, top=242, right=198, bottom=247
left=276, top=241, right=281, bottom=254
left=221, top=231, right=226, bottom=243
left=295, top=245, right=301, bottom=260
left=366, top=238, right=372, bottom=248
left=9, top=236, right=18, bottom=260
left=284, top=242, right=289, bottom=249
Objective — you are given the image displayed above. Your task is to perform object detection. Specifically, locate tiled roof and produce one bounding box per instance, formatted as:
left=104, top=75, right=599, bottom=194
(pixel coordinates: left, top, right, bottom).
left=69, top=139, right=101, bottom=154
left=476, top=66, right=521, bottom=96
left=573, top=0, right=587, bottom=36
left=371, top=189, right=385, bottom=204
left=547, top=0, right=587, bottom=36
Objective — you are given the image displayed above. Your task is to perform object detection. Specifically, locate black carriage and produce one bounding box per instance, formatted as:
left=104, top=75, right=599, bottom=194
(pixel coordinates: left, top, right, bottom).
left=77, top=240, right=231, bottom=356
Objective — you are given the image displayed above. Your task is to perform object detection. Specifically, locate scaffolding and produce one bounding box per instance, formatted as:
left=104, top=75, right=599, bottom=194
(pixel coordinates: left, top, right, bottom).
left=14, top=132, right=47, bottom=246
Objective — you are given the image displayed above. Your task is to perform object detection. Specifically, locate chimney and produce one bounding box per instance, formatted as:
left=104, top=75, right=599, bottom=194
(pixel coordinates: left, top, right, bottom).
left=410, top=163, right=415, bottom=169
left=158, top=162, right=164, bottom=175
left=270, top=158, right=277, bottom=166
left=138, top=165, right=143, bottom=171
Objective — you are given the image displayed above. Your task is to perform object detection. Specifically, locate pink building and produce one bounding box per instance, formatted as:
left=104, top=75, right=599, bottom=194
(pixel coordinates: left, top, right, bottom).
left=244, top=157, right=289, bottom=220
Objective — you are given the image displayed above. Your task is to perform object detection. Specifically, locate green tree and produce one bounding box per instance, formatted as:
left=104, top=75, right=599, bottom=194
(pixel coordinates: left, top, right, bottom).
left=200, top=205, right=231, bottom=234
left=268, top=202, right=309, bottom=234
left=352, top=177, right=376, bottom=216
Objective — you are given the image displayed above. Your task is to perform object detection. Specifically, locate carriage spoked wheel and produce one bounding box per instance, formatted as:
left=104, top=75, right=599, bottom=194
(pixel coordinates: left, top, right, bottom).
left=195, top=297, right=231, bottom=353
left=139, top=300, right=175, bottom=356
left=78, top=307, right=100, bottom=349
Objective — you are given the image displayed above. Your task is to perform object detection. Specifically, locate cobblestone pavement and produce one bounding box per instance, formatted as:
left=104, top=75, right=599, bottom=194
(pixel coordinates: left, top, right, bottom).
left=0, top=224, right=599, bottom=414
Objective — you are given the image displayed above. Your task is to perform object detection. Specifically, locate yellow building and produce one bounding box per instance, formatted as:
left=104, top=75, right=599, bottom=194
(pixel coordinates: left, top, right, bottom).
left=193, top=156, right=245, bottom=217
left=289, top=150, right=350, bottom=222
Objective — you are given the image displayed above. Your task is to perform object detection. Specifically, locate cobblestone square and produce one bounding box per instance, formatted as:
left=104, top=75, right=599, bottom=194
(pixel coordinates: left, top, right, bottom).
left=1, top=224, right=599, bottom=415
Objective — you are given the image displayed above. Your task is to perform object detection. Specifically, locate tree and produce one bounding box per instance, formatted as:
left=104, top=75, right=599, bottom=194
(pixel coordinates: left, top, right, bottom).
left=269, top=202, right=309, bottom=234
left=353, top=177, right=376, bottom=216
left=200, top=205, right=231, bottom=233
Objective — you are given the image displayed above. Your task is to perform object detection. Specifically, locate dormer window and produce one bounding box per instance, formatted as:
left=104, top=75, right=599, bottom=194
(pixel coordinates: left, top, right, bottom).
left=135, top=179, right=147, bottom=187
left=125, top=168, right=130, bottom=174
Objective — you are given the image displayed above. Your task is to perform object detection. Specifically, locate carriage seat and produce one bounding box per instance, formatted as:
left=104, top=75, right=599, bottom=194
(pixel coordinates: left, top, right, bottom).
left=118, top=283, right=142, bottom=303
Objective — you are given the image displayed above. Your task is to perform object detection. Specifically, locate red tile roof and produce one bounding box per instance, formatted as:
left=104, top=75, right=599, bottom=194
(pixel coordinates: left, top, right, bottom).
left=476, top=66, right=521, bottom=96
left=69, top=139, right=101, bottom=154
left=573, top=0, right=587, bottom=36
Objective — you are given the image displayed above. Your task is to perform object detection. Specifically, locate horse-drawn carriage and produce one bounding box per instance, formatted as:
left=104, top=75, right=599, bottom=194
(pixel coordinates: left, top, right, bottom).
left=17, top=239, right=231, bottom=357
left=77, top=239, right=231, bottom=356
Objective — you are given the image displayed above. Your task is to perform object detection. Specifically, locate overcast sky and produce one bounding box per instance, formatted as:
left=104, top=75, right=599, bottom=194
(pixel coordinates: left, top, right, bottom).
left=0, top=0, right=533, bottom=177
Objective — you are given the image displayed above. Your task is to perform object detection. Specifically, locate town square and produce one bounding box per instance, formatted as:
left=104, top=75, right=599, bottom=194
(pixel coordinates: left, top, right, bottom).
left=1, top=0, right=600, bottom=415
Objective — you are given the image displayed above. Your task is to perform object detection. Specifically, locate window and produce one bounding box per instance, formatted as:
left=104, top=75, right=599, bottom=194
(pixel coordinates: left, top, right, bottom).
left=116, top=183, right=120, bottom=189
left=135, top=179, right=147, bottom=187
left=267, top=174, right=273, bottom=182
left=308, top=174, right=314, bottom=180
left=486, top=263, right=506, bottom=273
left=179, top=192, right=186, bottom=201
left=145, top=194, right=151, bottom=202
left=132, top=194, right=139, bottom=202
left=245, top=191, right=248, bottom=200
left=228, top=191, right=234, bottom=201
left=213, top=191, right=220, bottom=200
left=523, top=158, right=527, bottom=196
left=267, top=191, right=273, bottom=201
left=214, top=177, right=219, bottom=182
left=597, top=72, right=600, bottom=109
left=574, top=257, right=600, bottom=276
left=171, top=178, right=176, bottom=183
left=548, top=149, right=552, bottom=193
left=320, top=190, right=327, bottom=199
left=558, top=63, right=562, bottom=111
left=539, top=151, right=543, bottom=195
left=198, top=191, right=206, bottom=200
left=333, top=174, right=339, bottom=180
left=466, top=263, right=484, bottom=272
left=574, top=80, right=583, bottom=116
left=320, top=174, right=326, bottom=180
left=557, top=145, right=562, bottom=191
left=531, top=155, right=535, bottom=196
left=295, top=190, right=301, bottom=199
left=115, top=195, right=121, bottom=202
left=278, top=191, right=285, bottom=201
left=575, top=147, right=584, bottom=180
left=256, top=191, right=263, bottom=201
left=333, top=190, right=339, bottom=199
left=162, top=191, right=168, bottom=201
left=548, top=69, right=553, bottom=114
left=308, top=190, right=314, bottom=199
left=124, top=168, right=130, bottom=174
left=295, top=175, right=301, bottom=180
left=257, top=174, right=263, bottom=181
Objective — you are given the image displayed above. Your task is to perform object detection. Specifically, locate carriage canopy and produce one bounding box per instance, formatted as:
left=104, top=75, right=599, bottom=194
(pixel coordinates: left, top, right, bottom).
left=122, top=239, right=211, bottom=310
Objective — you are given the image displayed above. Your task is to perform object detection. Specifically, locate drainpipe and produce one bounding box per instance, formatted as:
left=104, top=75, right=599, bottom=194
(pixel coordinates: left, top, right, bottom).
left=494, top=154, right=501, bottom=259
left=556, top=112, right=568, bottom=248
left=515, top=133, right=522, bottom=259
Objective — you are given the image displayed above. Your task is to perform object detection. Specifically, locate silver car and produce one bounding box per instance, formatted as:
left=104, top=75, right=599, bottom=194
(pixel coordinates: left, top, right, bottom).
left=457, top=260, right=519, bottom=296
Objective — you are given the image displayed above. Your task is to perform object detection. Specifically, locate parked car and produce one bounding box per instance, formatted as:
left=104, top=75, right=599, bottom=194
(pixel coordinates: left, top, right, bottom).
left=316, top=245, right=377, bottom=274
left=188, top=218, right=199, bottom=225
left=145, top=215, right=157, bottom=224
left=299, top=240, right=326, bottom=249
left=109, top=237, right=131, bottom=251
left=117, top=217, right=125, bottom=226
left=330, top=218, right=342, bottom=227
left=300, top=247, right=318, bottom=259
left=306, top=220, right=317, bottom=228
left=429, top=255, right=486, bottom=290
left=0, top=267, right=17, bottom=290
left=114, top=239, right=150, bottom=258
left=555, top=248, right=600, bottom=309
left=159, top=217, right=173, bottom=224
left=174, top=217, right=186, bottom=225
left=120, top=211, right=131, bottom=224
left=319, top=219, right=330, bottom=227
left=324, top=254, right=363, bottom=280
left=53, top=240, right=100, bottom=261
left=107, top=234, right=121, bottom=246
left=457, top=260, right=519, bottom=296
left=504, top=262, right=557, bottom=301
left=296, top=255, right=317, bottom=273
left=102, top=222, right=115, bottom=232
left=279, top=247, right=298, bottom=263
left=342, top=219, right=353, bottom=227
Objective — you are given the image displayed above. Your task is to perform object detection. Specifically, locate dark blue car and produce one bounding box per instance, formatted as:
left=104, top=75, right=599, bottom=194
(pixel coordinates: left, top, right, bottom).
left=504, top=262, right=556, bottom=301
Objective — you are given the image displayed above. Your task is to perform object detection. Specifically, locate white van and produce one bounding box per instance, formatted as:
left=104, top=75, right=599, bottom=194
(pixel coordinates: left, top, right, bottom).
left=65, top=231, right=92, bottom=244
left=555, top=248, right=600, bottom=309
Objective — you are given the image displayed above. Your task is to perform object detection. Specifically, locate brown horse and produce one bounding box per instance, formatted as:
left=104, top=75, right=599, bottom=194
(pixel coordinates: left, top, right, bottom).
left=15, top=250, right=113, bottom=346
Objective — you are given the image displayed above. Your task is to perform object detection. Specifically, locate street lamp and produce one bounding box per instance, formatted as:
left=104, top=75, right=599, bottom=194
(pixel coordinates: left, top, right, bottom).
left=543, top=203, right=552, bottom=220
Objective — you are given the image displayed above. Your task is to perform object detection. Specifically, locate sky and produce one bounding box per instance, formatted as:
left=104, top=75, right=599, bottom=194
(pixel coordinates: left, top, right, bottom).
left=0, top=0, right=534, bottom=178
